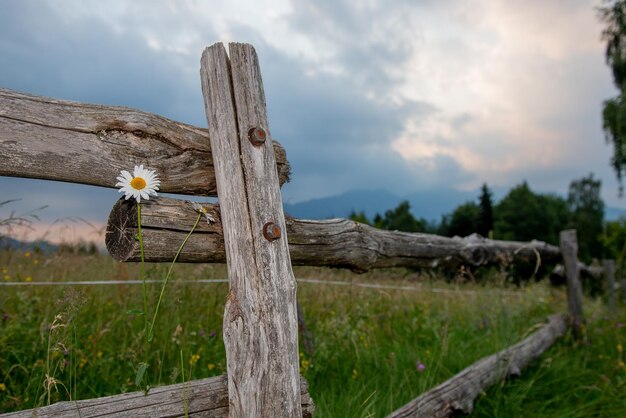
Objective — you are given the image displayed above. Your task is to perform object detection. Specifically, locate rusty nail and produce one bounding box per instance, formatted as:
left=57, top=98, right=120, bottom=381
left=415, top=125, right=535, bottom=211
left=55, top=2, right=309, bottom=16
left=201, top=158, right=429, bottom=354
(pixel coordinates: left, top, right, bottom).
left=248, top=127, right=267, bottom=146
left=263, top=222, right=281, bottom=241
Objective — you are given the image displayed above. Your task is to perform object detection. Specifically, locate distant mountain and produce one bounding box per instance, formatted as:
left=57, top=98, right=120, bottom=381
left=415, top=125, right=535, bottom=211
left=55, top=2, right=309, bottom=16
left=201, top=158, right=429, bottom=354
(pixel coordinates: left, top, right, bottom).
left=0, top=236, right=58, bottom=253
left=284, top=189, right=402, bottom=220
left=284, top=188, right=626, bottom=224
left=284, top=188, right=478, bottom=222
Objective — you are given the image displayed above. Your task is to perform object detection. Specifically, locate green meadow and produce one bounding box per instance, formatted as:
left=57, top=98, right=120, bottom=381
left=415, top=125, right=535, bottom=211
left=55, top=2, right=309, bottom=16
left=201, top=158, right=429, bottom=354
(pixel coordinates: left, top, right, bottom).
left=0, top=250, right=625, bottom=417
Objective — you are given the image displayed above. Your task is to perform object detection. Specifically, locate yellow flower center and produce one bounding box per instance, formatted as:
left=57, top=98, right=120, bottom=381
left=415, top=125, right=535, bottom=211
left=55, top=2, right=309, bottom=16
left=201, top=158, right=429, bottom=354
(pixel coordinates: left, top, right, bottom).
left=130, top=177, right=147, bottom=190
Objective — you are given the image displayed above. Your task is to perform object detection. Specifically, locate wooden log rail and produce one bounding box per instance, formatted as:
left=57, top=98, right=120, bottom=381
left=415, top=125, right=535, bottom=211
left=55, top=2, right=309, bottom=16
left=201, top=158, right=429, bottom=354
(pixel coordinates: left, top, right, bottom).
left=0, top=88, right=290, bottom=195
left=387, top=314, right=568, bottom=418
left=105, top=196, right=562, bottom=272
left=2, top=374, right=315, bottom=418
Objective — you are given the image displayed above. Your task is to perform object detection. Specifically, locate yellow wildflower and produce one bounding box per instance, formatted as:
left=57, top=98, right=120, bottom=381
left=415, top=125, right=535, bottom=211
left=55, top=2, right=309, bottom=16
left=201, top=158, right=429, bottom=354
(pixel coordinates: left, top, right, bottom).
left=189, top=354, right=200, bottom=366
left=207, top=363, right=216, bottom=371
left=0, top=383, right=6, bottom=391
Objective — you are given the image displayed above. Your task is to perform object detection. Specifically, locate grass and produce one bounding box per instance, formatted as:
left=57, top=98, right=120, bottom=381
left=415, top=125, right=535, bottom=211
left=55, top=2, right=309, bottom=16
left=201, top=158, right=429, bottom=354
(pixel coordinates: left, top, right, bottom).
left=0, top=250, right=625, bottom=417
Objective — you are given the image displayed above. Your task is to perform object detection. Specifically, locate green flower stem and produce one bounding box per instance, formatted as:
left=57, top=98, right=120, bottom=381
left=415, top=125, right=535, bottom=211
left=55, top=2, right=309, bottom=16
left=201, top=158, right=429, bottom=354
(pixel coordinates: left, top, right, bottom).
left=137, top=203, right=149, bottom=341
left=147, top=212, right=202, bottom=342
left=181, top=349, right=189, bottom=418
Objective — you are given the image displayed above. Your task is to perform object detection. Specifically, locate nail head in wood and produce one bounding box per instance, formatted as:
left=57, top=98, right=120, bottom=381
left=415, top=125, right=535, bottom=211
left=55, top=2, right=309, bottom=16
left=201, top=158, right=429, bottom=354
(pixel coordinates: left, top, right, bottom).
left=263, top=222, right=281, bottom=241
left=248, top=127, right=267, bottom=146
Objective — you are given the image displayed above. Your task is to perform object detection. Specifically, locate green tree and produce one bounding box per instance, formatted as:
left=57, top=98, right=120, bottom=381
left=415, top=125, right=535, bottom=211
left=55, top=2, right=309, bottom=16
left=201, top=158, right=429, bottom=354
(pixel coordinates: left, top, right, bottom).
left=599, top=1, right=626, bottom=191
left=567, top=174, right=605, bottom=262
left=377, top=201, right=426, bottom=232
left=494, top=182, right=569, bottom=244
left=600, top=218, right=626, bottom=269
left=447, top=202, right=480, bottom=237
left=348, top=210, right=371, bottom=225
left=477, top=183, right=494, bottom=237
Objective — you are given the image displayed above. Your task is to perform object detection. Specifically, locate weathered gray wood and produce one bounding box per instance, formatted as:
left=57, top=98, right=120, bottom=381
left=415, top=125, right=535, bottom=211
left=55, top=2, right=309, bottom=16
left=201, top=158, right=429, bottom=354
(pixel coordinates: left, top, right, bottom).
left=604, top=259, right=617, bottom=318
left=106, top=196, right=562, bottom=271
left=1, top=374, right=314, bottom=418
left=0, top=88, right=290, bottom=195
left=622, top=279, right=626, bottom=303
left=200, top=43, right=301, bottom=417
left=387, top=314, right=568, bottom=418
left=551, top=262, right=604, bottom=284
left=559, top=229, right=585, bottom=339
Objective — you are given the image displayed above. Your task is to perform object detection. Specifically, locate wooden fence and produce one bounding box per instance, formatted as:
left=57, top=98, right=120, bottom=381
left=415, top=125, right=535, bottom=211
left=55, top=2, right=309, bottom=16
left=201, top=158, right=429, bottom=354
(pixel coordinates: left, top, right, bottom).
left=0, top=42, right=620, bottom=417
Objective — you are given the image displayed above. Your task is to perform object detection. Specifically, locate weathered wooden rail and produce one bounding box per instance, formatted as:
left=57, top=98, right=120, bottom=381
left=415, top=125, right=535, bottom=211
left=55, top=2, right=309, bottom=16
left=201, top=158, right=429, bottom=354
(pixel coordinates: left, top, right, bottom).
left=387, top=314, right=568, bottom=418
left=2, top=374, right=315, bottom=418
left=105, top=196, right=561, bottom=272
left=0, top=41, right=616, bottom=417
left=0, top=87, right=290, bottom=195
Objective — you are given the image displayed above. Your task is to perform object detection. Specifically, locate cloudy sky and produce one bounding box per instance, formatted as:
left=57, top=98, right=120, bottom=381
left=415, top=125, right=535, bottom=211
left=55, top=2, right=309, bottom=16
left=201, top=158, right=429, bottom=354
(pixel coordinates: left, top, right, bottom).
left=0, top=0, right=621, bottom=242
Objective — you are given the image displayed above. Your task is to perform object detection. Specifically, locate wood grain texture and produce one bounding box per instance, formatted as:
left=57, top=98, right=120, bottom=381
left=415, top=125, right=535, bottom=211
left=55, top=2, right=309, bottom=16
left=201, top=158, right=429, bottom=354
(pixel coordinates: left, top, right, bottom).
left=0, top=87, right=290, bottom=195
left=386, top=314, right=568, bottom=418
left=559, top=229, right=585, bottom=339
left=106, top=196, right=562, bottom=271
left=1, top=374, right=314, bottom=418
left=200, top=42, right=301, bottom=417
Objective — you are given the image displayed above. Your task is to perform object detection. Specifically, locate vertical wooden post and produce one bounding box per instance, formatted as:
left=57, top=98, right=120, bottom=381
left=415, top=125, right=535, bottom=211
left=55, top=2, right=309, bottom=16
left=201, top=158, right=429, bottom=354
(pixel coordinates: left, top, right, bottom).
left=621, top=278, right=626, bottom=304
left=559, top=230, right=585, bottom=339
left=200, top=43, right=302, bottom=417
left=604, top=259, right=616, bottom=319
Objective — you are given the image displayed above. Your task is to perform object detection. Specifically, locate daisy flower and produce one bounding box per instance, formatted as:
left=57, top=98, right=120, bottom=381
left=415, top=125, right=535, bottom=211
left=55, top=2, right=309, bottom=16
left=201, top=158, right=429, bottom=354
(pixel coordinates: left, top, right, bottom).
left=116, top=165, right=160, bottom=202
left=192, top=202, right=216, bottom=224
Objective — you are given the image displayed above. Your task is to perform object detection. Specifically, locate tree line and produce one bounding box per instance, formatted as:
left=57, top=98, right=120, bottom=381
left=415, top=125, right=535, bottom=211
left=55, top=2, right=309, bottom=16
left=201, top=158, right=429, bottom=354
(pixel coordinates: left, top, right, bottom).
left=349, top=174, right=621, bottom=264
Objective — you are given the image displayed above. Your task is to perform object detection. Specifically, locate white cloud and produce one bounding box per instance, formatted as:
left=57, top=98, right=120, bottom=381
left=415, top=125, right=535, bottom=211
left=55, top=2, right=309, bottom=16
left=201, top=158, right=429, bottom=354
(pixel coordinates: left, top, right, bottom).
left=387, top=0, right=616, bottom=191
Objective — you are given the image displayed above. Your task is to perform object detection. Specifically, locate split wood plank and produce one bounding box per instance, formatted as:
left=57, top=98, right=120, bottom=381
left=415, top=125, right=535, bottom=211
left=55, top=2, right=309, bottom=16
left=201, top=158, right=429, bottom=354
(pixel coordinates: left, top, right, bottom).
left=387, top=314, right=567, bottom=418
left=559, top=229, right=585, bottom=339
left=1, top=374, right=314, bottom=418
left=0, top=88, right=290, bottom=195
left=200, top=42, right=301, bottom=417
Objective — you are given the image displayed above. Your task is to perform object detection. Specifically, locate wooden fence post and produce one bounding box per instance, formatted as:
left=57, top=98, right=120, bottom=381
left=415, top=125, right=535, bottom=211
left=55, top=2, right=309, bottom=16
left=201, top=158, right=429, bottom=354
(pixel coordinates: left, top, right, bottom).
left=604, top=259, right=617, bottom=319
left=200, top=43, right=302, bottom=417
left=559, top=230, right=585, bottom=339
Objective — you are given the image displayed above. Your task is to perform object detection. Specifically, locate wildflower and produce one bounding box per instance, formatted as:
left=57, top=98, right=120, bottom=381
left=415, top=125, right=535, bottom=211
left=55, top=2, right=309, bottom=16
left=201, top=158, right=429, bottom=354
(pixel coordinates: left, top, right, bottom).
left=24, top=251, right=30, bottom=257
left=189, top=354, right=200, bottom=366
left=207, top=363, right=215, bottom=371
left=115, top=165, right=160, bottom=203
left=0, top=383, right=6, bottom=391
left=192, top=202, right=215, bottom=224
left=416, top=360, right=426, bottom=372
left=25, top=276, right=32, bottom=282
